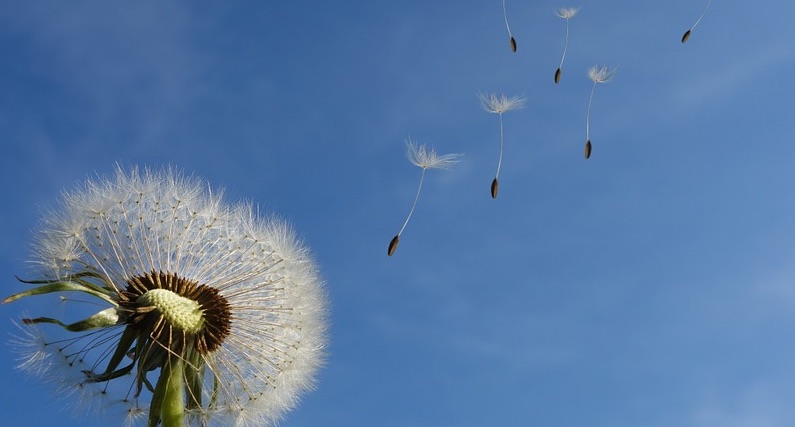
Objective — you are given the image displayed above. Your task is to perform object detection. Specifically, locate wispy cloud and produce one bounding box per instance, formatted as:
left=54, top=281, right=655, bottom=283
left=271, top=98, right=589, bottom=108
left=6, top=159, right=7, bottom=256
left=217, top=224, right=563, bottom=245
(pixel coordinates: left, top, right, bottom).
left=2, top=2, right=205, bottom=154
left=675, top=43, right=795, bottom=108
left=689, top=381, right=795, bottom=427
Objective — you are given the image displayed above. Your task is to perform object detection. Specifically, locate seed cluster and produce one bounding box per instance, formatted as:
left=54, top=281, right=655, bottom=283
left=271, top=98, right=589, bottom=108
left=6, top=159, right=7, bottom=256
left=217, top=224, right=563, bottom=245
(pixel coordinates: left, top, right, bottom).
left=123, top=270, right=231, bottom=355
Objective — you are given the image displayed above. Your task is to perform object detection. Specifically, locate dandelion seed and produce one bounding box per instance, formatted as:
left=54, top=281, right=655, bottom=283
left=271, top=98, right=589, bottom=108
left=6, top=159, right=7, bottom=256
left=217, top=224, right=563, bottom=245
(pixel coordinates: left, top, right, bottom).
left=478, top=92, right=526, bottom=197
left=584, top=65, right=617, bottom=159
left=490, top=178, right=500, bottom=199
left=554, top=7, right=579, bottom=84
left=387, top=235, right=400, bottom=257
left=5, top=166, right=327, bottom=427
left=389, top=139, right=461, bottom=256
left=502, top=0, right=517, bottom=52
left=682, top=0, right=713, bottom=43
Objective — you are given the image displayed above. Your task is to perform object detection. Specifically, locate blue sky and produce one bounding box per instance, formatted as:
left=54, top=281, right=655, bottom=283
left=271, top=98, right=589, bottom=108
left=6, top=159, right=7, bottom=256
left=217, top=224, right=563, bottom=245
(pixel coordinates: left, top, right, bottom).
left=3, top=1, right=795, bottom=426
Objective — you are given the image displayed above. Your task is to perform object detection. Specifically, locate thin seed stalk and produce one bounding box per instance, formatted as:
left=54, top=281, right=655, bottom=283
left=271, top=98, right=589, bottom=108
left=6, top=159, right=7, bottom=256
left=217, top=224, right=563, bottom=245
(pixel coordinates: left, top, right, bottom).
left=491, top=112, right=506, bottom=197
left=396, top=168, right=426, bottom=238
left=690, top=0, right=712, bottom=32
left=388, top=168, right=426, bottom=256
left=556, top=19, right=570, bottom=83
left=586, top=82, right=597, bottom=138
left=682, top=0, right=713, bottom=43
left=502, top=0, right=516, bottom=52
left=584, top=82, right=598, bottom=159
left=495, top=113, right=505, bottom=179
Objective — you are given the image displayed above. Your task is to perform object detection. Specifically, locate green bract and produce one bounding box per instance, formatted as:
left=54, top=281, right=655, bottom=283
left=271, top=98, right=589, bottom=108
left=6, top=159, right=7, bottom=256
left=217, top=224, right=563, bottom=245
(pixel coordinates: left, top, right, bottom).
left=137, top=289, right=205, bottom=335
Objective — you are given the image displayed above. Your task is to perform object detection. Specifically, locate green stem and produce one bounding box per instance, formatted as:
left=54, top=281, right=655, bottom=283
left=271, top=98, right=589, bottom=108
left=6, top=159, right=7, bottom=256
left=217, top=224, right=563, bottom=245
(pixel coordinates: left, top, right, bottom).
left=161, top=356, right=185, bottom=427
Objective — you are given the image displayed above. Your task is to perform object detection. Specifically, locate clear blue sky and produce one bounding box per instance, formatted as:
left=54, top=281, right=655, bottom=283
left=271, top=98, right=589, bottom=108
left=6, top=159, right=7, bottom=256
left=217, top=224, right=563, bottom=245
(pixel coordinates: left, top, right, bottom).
left=3, top=1, right=795, bottom=426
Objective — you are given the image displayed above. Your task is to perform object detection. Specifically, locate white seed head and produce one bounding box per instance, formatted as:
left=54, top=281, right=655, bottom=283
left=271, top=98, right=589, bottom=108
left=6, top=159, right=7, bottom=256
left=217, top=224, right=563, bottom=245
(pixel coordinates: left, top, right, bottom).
left=556, top=7, right=579, bottom=19
left=405, top=138, right=462, bottom=170
left=478, top=92, right=527, bottom=114
left=17, top=165, right=328, bottom=426
left=588, top=65, right=618, bottom=83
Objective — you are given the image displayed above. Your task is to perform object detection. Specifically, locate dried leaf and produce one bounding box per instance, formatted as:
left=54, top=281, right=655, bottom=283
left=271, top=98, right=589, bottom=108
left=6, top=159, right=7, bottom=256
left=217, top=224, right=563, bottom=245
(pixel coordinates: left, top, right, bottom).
left=491, top=178, right=499, bottom=199
left=555, top=68, right=562, bottom=84
left=584, top=140, right=592, bottom=159
left=387, top=235, right=400, bottom=256
left=681, top=29, right=691, bottom=43
left=510, top=37, right=517, bottom=52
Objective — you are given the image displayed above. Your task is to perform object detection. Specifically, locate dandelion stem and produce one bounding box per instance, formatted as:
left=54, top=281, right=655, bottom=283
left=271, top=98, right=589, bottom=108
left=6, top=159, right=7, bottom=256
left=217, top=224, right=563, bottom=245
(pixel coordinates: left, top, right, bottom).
left=159, top=355, right=185, bottom=427
left=396, top=168, right=427, bottom=238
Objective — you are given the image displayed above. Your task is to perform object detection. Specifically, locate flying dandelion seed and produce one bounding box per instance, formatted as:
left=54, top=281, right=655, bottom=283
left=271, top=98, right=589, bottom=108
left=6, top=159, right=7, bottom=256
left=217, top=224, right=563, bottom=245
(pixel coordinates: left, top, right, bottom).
left=584, top=65, right=617, bottom=159
left=682, top=0, right=713, bottom=43
left=554, top=7, right=579, bottom=84
left=502, top=0, right=517, bottom=52
left=5, top=166, right=327, bottom=427
left=388, top=139, right=461, bottom=256
left=478, top=92, right=526, bottom=198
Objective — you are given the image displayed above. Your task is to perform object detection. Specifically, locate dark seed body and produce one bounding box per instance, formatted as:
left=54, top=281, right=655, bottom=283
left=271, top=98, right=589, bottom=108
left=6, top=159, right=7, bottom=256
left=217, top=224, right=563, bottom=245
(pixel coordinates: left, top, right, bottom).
left=510, top=37, right=517, bottom=52
left=681, top=30, right=691, bottom=43
left=491, top=178, right=499, bottom=199
left=584, top=140, right=592, bottom=159
left=555, top=68, right=562, bottom=84
left=388, top=235, right=400, bottom=256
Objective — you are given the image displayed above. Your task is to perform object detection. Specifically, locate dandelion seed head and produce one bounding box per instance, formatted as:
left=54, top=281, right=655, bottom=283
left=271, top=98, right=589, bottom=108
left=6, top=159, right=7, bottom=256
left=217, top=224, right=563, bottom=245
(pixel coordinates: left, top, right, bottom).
left=13, top=165, right=328, bottom=426
left=588, top=65, right=618, bottom=83
left=556, top=7, right=579, bottom=19
left=478, top=92, right=527, bottom=114
left=405, top=139, right=462, bottom=170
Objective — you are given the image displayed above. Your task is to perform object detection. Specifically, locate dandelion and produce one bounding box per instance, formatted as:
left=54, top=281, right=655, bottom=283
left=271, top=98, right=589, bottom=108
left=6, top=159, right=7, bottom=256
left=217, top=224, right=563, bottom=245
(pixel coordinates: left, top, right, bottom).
left=388, top=139, right=461, bottom=256
left=502, top=0, right=517, bottom=52
left=554, top=7, right=579, bottom=84
left=478, top=92, right=526, bottom=198
left=681, top=0, right=713, bottom=43
left=4, top=166, right=327, bottom=427
left=584, top=65, right=617, bottom=159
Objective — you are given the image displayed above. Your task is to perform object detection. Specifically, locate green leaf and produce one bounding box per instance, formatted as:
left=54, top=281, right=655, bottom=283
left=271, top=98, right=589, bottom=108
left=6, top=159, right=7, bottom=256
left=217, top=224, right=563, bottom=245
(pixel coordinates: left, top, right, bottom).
left=82, top=362, right=134, bottom=383
left=136, top=334, right=165, bottom=394
left=23, top=307, right=120, bottom=332
left=4, top=279, right=117, bottom=305
left=83, top=325, right=138, bottom=383
left=148, top=367, right=166, bottom=427
left=210, top=372, right=220, bottom=408
left=19, top=271, right=118, bottom=294
left=150, top=356, right=185, bottom=427
left=184, top=348, right=205, bottom=411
